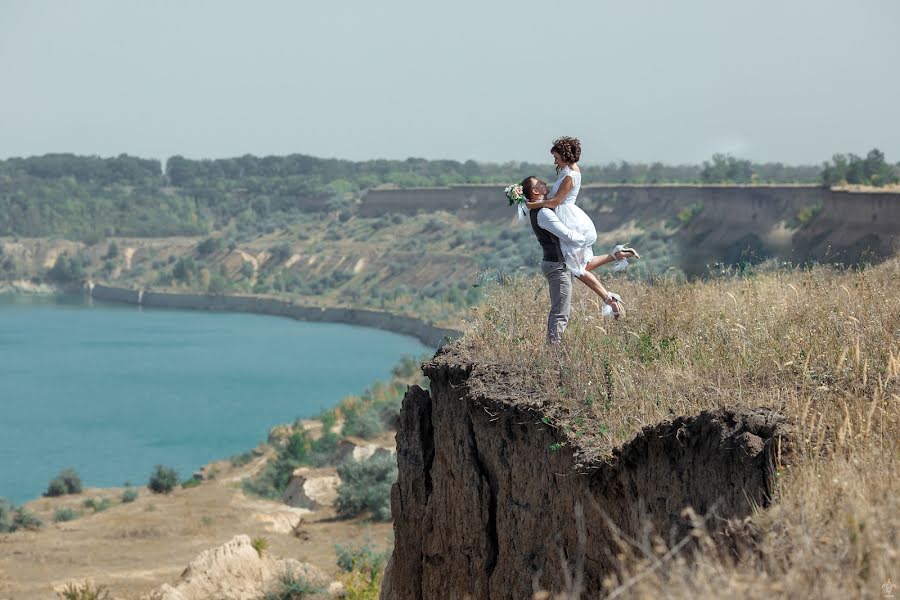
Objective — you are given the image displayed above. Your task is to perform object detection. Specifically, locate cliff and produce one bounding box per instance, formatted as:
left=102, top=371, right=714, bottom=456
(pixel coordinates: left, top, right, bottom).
left=380, top=351, right=788, bottom=599
left=364, top=184, right=900, bottom=273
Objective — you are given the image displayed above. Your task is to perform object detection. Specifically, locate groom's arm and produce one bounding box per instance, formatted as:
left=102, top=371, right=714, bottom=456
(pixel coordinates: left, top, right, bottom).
left=536, top=208, right=586, bottom=245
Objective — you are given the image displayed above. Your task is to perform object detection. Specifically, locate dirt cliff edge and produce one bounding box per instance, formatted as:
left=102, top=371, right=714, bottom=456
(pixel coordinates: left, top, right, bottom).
left=381, top=356, right=788, bottom=599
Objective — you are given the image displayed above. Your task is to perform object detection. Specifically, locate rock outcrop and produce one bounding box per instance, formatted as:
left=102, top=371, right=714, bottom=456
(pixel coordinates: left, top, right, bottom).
left=282, top=467, right=340, bottom=509
left=144, top=535, right=327, bottom=600
left=381, top=354, right=788, bottom=599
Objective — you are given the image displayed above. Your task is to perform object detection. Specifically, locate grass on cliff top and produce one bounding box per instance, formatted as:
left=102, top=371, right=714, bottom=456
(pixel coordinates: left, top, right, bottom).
left=457, top=259, right=899, bottom=598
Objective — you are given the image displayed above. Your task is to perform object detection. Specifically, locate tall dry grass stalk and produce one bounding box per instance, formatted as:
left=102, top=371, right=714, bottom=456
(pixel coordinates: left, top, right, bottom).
left=459, top=259, right=899, bottom=598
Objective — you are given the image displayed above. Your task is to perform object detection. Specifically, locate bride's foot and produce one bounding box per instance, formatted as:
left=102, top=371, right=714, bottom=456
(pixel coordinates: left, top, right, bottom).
left=601, top=292, right=624, bottom=319
left=609, top=245, right=640, bottom=272
left=614, top=245, right=640, bottom=259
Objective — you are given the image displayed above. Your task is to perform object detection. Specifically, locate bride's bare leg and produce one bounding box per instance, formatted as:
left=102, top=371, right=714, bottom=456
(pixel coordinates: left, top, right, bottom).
left=585, top=255, right=614, bottom=272
left=576, top=271, right=611, bottom=301
left=577, top=271, right=624, bottom=318
left=585, top=247, right=640, bottom=272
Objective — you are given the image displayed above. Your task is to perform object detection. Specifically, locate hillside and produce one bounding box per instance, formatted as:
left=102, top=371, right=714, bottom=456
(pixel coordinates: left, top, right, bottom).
left=4, top=181, right=899, bottom=330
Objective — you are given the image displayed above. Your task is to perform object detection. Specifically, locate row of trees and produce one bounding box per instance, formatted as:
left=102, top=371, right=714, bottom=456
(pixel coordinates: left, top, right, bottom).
left=1, top=151, right=848, bottom=188
left=1, top=151, right=895, bottom=240
left=821, top=149, right=898, bottom=187
left=0, top=153, right=161, bottom=185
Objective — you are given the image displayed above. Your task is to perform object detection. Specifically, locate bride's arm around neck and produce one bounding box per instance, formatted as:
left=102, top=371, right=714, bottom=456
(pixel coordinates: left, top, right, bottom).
left=525, top=175, right=573, bottom=210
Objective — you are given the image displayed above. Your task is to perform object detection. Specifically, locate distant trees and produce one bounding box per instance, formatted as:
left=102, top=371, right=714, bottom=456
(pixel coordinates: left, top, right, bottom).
left=196, top=236, right=224, bottom=256
left=0, top=150, right=888, bottom=242
left=821, top=148, right=898, bottom=187
left=46, top=253, right=87, bottom=283
left=0, top=153, right=161, bottom=186
left=701, top=154, right=754, bottom=184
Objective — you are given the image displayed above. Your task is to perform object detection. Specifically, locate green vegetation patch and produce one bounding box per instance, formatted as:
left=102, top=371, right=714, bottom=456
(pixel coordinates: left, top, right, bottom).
left=335, top=454, right=397, bottom=521
left=147, top=465, right=179, bottom=494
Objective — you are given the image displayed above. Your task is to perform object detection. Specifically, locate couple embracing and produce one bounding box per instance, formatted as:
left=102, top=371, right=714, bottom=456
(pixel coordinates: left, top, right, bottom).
left=507, top=136, right=640, bottom=343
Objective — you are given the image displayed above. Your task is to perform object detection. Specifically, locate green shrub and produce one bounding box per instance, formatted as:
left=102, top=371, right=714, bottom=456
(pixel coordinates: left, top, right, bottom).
left=251, top=536, right=269, bottom=557
left=12, top=508, right=43, bottom=531
left=57, top=581, right=110, bottom=600
left=263, top=569, right=322, bottom=600
left=181, top=478, right=201, bottom=489
left=53, top=507, right=79, bottom=523
left=335, top=542, right=389, bottom=574
left=308, top=430, right=341, bottom=467
left=320, top=410, right=338, bottom=433
left=0, top=497, right=14, bottom=532
left=0, top=499, right=43, bottom=532
left=45, top=468, right=83, bottom=497
left=148, top=465, right=179, bottom=494
left=230, top=449, right=259, bottom=467
left=83, top=497, right=112, bottom=513
left=677, top=203, right=704, bottom=227
left=335, top=454, right=397, bottom=521
left=121, top=487, right=139, bottom=503
left=197, top=236, right=223, bottom=256
left=342, top=406, right=384, bottom=439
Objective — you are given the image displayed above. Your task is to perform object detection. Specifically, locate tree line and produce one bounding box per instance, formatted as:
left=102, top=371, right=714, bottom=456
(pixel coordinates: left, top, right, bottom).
left=1, top=150, right=896, bottom=240
left=820, top=149, right=898, bottom=187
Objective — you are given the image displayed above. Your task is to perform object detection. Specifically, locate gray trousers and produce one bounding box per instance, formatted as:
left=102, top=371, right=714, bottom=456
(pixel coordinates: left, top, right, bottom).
left=541, top=260, right=572, bottom=344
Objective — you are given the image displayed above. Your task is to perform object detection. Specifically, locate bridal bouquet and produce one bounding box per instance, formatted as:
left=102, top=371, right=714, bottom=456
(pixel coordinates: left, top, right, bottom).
left=504, top=183, right=526, bottom=206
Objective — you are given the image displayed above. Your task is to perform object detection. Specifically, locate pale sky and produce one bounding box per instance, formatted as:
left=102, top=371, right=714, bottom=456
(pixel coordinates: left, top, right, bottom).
left=1, top=0, right=898, bottom=165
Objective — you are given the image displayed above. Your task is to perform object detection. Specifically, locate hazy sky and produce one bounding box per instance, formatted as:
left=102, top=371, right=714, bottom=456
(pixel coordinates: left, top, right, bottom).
left=1, top=0, right=898, bottom=165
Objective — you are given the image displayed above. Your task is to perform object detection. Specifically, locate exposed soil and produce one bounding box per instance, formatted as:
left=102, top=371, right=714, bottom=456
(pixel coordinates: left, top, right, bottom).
left=382, top=357, right=790, bottom=599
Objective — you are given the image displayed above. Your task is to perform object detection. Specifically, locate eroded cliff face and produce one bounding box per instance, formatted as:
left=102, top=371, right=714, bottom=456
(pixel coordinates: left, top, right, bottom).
left=381, top=355, right=787, bottom=599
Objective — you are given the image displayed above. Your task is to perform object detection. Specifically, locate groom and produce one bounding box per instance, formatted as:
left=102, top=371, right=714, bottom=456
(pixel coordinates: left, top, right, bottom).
left=521, top=176, right=586, bottom=343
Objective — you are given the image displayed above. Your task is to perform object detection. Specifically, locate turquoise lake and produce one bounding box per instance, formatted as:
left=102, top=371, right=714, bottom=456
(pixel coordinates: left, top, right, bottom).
left=0, top=295, right=430, bottom=504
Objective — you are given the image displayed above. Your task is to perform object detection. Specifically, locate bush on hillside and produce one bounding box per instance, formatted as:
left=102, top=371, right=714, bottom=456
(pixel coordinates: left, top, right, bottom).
left=83, top=497, right=112, bottom=513
left=147, top=465, right=178, bottom=494
left=12, top=508, right=43, bottom=531
left=335, top=454, right=397, bottom=521
left=45, top=468, right=83, bottom=497
left=262, top=570, right=322, bottom=600
left=54, top=507, right=79, bottom=522
left=0, top=498, right=13, bottom=533
left=0, top=498, right=43, bottom=533
left=341, top=405, right=384, bottom=439
left=335, top=541, right=390, bottom=574
left=57, top=581, right=111, bottom=600
left=121, top=487, right=139, bottom=503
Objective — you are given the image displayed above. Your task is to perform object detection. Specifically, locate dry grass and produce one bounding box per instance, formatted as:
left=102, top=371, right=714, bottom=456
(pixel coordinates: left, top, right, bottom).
left=460, top=258, right=900, bottom=598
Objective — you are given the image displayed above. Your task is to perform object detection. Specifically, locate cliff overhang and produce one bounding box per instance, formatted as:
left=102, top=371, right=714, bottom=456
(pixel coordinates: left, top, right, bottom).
left=381, top=348, right=789, bottom=599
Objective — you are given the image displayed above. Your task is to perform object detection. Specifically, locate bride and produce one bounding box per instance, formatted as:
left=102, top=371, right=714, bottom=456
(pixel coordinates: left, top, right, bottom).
left=524, top=136, right=639, bottom=318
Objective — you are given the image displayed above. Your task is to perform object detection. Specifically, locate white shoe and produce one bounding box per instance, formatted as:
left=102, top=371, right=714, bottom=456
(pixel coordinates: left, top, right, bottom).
left=610, top=245, right=640, bottom=271
left=601, top=293, right=624, bottom=319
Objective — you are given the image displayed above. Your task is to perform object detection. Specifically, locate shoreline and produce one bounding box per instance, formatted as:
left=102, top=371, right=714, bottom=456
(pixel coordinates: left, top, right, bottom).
left=88, top=283, right=460, bottom=348
left=0, top=279, right=461, bottom=348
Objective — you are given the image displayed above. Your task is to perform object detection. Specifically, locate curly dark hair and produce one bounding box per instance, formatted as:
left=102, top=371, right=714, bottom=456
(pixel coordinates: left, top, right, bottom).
left=550, top=136, right=581, bottom=166
left=520, top=176, right=537, bottom=200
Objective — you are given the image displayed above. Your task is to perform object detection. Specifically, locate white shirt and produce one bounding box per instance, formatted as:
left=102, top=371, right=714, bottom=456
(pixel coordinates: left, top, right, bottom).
left=536, top=208, right=586, bottom=246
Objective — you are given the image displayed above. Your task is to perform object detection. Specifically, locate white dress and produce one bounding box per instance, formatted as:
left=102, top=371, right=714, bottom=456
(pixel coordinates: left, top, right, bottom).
left=550, top=166, right=597, bottom=276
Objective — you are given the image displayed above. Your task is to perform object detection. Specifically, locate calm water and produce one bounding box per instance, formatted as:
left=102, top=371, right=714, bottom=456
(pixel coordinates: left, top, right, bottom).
left=0, top=294, right=429, bottom=504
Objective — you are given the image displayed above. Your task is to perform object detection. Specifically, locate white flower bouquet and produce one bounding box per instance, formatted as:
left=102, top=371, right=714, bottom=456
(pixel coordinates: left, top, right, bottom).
left=504, top=183, right=526, bottom=206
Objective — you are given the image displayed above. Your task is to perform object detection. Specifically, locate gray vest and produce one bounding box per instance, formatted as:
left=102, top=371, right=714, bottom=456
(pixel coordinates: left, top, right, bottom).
left=529, top=209, right=564, bottom=263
